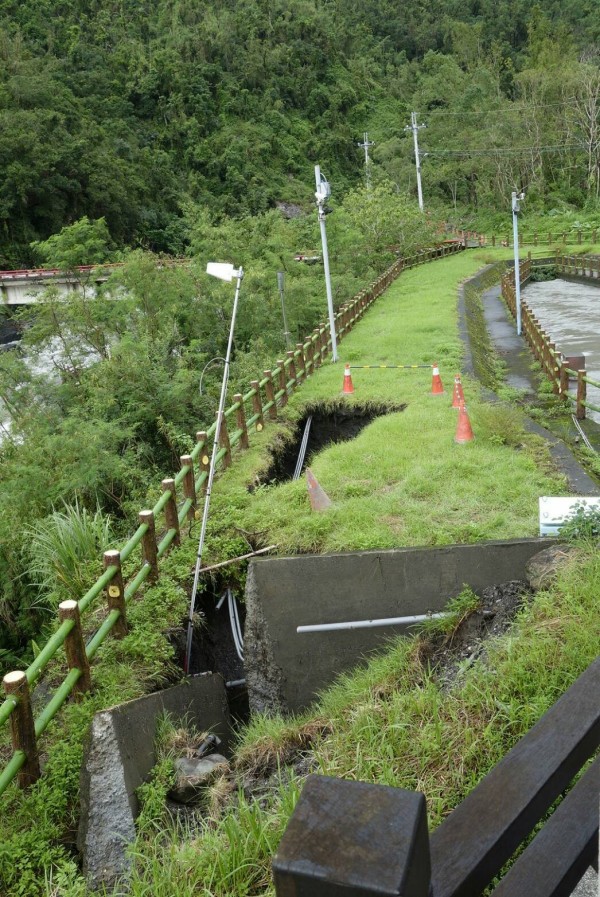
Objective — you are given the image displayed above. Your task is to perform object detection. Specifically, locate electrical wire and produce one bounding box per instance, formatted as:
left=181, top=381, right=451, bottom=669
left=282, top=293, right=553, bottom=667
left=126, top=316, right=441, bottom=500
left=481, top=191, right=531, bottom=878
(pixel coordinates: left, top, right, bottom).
left=421, top=100, right=577, bottom=119
left=424, top=144, right=582, bottom=157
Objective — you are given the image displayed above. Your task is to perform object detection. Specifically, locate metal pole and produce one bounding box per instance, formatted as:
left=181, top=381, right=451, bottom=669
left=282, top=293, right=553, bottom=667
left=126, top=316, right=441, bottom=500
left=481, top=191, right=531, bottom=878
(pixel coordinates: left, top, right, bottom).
left=297, top=612, right=448, bottom=633
left=357, top=132, right=374, bottom=190
left=315, top=165, right=338, bottom=362
left=405, top=112, right=425, bottom=212
left=184, top=267, right=244, bottom=673
left=512, top=191, right=522, bottom=336
left=277, top=271, right=291, bottom=349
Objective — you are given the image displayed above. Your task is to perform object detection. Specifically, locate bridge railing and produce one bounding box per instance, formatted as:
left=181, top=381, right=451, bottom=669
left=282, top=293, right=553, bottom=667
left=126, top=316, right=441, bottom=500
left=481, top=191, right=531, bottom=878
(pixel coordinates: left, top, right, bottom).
left=0, top=241, right=463, bottom=797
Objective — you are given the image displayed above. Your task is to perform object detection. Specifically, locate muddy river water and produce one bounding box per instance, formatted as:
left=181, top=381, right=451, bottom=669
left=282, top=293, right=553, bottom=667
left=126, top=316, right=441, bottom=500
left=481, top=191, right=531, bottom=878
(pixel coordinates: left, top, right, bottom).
left=523, top=278, right=600, bottom=422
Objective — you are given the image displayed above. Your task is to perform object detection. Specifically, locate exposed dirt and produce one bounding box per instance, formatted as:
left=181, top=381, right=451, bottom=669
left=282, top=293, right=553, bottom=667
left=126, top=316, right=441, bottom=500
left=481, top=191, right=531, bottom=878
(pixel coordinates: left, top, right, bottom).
left=421, top=580, right=532, bottom=689
left=257, top=402, right=406, bottom=485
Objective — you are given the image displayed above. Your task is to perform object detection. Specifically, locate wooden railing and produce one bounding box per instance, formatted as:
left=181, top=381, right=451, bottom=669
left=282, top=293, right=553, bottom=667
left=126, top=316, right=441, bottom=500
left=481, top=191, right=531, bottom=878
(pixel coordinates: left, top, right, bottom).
left=273, top=657, right=600, bottom=897
left=458, top=229, right=600, bottom=248
left=0, top=241, right=463, bottom=797
left=501, top=254, right=600, bottom=420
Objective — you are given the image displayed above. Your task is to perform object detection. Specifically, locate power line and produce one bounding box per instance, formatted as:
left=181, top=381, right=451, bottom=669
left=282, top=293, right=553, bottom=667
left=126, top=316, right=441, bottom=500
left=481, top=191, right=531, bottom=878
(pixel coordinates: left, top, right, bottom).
left=424, top=143, right=582, bottom=157
left=421, top=100, right=577, bottom=119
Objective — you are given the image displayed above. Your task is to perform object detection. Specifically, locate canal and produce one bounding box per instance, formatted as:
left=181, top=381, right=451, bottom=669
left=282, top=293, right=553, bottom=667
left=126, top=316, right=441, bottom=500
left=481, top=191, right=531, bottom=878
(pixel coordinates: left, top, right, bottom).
left=523, top=277, right=600, bottom=422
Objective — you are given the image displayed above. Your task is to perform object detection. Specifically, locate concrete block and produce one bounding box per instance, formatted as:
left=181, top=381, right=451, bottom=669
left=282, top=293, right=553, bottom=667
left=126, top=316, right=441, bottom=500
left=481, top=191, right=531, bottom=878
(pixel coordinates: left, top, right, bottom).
left=78, top=673, right=230, bottom=889
left=245, top=539, right=554, bottom=714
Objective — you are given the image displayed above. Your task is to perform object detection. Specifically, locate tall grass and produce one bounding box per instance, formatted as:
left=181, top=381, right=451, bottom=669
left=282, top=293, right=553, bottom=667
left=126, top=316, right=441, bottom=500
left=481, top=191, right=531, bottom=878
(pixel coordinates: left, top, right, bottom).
left=24, top=500, right=113, bottom=609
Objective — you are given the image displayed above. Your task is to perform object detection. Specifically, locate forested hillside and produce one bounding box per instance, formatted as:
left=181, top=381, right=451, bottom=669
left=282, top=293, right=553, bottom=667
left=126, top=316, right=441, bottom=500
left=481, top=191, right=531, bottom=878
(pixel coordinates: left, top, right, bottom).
left=1, top=0, right=599, bottom=266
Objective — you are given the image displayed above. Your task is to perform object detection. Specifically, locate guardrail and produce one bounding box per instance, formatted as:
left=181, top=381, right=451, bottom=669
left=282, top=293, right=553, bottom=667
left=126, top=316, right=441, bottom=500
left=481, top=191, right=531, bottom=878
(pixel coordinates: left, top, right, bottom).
left=273, top=657, right=600, bottom=897
left=501, top=254, right=600, bottom=420
left=0, top=240, right=463, bottom=797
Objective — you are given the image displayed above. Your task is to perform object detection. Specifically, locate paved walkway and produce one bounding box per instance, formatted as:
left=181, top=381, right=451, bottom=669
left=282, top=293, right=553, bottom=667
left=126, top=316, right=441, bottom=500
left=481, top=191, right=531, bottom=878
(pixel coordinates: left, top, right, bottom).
left=480, top=283, right=599, bottom=495
left=480, top=282, right=599, bottom=897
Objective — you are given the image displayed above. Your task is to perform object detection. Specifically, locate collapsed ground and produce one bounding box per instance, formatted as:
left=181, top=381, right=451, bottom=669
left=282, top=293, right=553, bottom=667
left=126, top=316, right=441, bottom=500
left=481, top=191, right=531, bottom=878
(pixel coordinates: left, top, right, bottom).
left=3, top=246, right=600, bottom=897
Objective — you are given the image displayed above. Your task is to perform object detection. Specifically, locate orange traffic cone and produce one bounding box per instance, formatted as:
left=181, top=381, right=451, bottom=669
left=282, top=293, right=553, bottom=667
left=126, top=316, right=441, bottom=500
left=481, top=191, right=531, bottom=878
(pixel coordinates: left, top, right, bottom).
left=342, top=363, right=354, bottom=394
left=306, top=468, right=332, bottom=511
left=455, top=402, right=474, bottom=444
left=452, top=374, right=465, bottom=408
left=431, top=362, right=444, bottom=395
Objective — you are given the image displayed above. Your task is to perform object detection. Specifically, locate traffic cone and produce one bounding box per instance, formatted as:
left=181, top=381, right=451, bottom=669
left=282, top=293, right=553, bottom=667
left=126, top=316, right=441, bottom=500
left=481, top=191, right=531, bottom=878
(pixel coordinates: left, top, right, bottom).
left=452, top=374, right=465, bottom=408
left=306, top=468, right=332, bottom=511
left=455, top=402, right=474, bottom=444
left=431, top=362, right=444, bottom=395
left=342, top=363, right=354, bottom=394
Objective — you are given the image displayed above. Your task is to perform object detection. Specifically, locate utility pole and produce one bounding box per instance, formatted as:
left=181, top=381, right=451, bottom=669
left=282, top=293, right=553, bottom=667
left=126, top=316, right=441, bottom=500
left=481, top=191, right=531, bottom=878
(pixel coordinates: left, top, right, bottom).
left=404, top=112, right=426, bottom=211
left=315, top=165, right=338, bottom=362
left=357, top=132, right=375, bottom=189
left=511, top=191, right=525, bottom=336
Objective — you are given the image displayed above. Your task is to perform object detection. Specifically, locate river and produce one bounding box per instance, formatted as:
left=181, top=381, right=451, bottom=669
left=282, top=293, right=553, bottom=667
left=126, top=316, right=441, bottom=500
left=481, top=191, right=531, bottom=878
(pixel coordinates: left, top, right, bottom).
left=522, top=278, right=600, bottom=423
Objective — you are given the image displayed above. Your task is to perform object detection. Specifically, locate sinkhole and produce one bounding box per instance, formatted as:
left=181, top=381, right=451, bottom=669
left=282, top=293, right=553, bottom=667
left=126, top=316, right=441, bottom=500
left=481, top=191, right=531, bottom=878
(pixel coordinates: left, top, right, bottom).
left=258, top=402, right=406, bottom=486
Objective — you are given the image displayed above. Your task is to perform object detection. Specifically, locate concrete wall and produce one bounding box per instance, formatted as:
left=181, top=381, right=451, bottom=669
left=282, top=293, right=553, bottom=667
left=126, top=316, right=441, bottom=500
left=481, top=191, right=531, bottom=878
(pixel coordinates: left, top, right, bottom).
left=78, top=673, right=230, bottom=889
left=244, top=538, right=553, bottom=715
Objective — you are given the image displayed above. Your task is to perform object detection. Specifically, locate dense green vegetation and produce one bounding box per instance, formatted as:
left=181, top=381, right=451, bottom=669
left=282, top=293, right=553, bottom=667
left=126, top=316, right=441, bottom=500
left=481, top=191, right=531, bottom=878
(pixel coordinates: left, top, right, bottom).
left=1, top=0, right=599, bottom=266
left=0, top=199, right=435, bottom=665
left=0, top=247, right=578, bottom=897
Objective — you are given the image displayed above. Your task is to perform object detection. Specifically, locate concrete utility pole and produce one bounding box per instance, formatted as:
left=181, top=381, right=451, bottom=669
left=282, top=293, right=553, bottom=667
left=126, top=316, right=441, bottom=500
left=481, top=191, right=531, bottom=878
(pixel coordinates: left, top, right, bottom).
left=512, top=191, right=525, bottom=336
left=404, top=112, right=426, bottom=211
left=315, top=165, right=338, bottom=362
left=357, top=132, right=375, bottom=189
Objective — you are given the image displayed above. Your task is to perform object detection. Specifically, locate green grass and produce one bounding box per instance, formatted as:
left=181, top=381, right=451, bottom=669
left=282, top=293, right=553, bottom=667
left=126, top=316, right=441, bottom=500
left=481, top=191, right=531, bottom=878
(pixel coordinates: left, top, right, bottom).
left=99, top=543, right=600, bottom=897
left=208, top=250, right=567, bottom=554
left=0, top=245, right=591, bottom=896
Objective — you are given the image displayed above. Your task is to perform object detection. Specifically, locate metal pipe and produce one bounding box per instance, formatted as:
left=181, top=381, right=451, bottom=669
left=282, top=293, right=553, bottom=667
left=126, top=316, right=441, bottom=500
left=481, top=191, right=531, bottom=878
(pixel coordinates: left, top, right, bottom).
left=297, top=612, right=448, bottom=633
left=293, top=415, right=312, bottom=480
left=184, top=267, right=244, bottom=673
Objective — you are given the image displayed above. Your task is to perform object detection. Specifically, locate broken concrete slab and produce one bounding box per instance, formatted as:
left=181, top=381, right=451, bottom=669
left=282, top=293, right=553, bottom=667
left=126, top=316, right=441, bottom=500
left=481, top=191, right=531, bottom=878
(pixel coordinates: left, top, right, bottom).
left=245, top=539, right=555, bottom=715
left=78, top=673, right=230, bottom=890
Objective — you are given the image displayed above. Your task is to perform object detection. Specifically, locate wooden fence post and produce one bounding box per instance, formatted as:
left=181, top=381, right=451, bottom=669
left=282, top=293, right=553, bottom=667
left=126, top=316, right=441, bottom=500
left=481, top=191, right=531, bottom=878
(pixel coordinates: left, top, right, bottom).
left=276, top=361, right=288, bottom=406
left=296, top=344, right=306, bottom=382
left=103, top=550, right=128, bottom=637
left=250, top=381, right=264, bottom=431
left=273, top=776, right=431, bottom=897
left=234, top=394, right=249, bottom=449
left=319, top=322, right=329, bottom=357
left=139, top=509, right=159, bottom=580
left=312, top=330, right=322, bottom=368
left=263, top=371, right=278, bottom=419
left=286, top=351, right=297, bottom=389
left=161, top=479, right=181, bottom=545
left=218, top=414, right=232, bottom=467
left=559, top=362, right=569, bottom=398
left=577, top=370, right=587, bottom=420
left=196, top=431, right=210, bottom=492
left=58, top=600, right=92, bottom=696
left=180, top=455, right=196, bottom=520
left=2, top=672, right=40, bottom=788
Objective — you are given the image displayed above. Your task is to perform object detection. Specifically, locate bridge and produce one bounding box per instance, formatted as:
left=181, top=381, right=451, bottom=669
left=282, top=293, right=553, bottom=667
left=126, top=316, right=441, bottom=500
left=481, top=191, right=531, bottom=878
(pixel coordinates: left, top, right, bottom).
left=0, top=265, right=114, bottom=305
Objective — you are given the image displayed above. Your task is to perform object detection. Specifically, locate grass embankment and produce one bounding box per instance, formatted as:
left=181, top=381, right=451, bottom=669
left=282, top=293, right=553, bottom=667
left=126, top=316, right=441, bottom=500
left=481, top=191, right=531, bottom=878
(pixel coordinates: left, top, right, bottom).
left=0, top=246, right=587, bottom=896
left=211, top=247, right=567, bottom=553
left=112, top=543, right=600, bottom=897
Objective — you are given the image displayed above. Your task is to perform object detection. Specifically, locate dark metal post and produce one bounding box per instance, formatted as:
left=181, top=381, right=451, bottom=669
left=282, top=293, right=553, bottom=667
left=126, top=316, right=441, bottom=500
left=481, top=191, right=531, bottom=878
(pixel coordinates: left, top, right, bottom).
left=273, top=775, right=431, bottom=897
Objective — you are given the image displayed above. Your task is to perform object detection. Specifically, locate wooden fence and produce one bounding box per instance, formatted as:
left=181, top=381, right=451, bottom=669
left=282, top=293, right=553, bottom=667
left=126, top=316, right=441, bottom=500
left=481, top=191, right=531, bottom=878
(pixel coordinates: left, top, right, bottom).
left=0, top=241, right=463, bottom=798
left=458, top=228, right=599, bottom=247
left=501, top=253, right=600, bottom=420
left=273, top=657, right=600, bottom=897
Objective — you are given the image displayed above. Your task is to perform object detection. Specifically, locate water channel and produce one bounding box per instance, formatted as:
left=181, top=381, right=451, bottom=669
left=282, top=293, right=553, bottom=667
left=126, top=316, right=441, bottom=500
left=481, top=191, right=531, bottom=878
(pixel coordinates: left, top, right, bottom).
left=522, top=278, right=600, bottom=422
